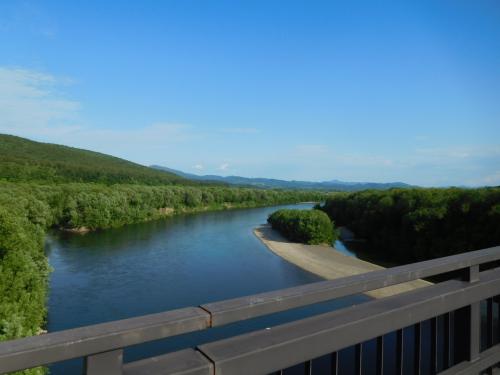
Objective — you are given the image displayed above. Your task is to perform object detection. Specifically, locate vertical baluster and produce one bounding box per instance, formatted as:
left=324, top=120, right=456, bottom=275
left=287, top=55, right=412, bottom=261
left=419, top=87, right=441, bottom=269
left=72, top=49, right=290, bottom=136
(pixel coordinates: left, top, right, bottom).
left=453, top=265, right=481, bottom=366
left=355, top=343, right=362, bottom=375
left=376, top=336, right=384, bottom=375
left=330, top=352, right=338, bottom=375
left=430, top=317, right=438, bottom=374
left=396, top=329, right=404, bottom=375
left=496, top=296, right=500, bottom=372
left=455, top=303, right=482, bottom=365
left=454, top=306, right=470, bottom=364
left=497, top=296, right=500, bottom=343
left=497, top=296, right=500, bottom=344
left=304, top=360, right=312, bottom=375
left=443, top=313, right=451, bottom=369
left=483, top=298, right=495, bottom=375
left=470, top=301, right=481, bottom=361
left=487, top=298, right=494, bottom=348
left=414, top=323, right=422, bottom=375
left=465, top=265, right=481, bottom=362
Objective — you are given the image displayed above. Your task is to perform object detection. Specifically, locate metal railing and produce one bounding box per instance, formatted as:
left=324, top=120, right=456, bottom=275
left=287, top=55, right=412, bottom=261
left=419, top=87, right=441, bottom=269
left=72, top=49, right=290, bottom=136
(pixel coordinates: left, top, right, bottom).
left=1, top=245, right=500, bottom=374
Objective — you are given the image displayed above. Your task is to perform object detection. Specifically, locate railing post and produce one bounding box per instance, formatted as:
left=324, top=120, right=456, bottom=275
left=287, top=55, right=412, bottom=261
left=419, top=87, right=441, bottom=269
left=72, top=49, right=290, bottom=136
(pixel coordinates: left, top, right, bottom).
left=414, top=323, right=422, bottom=375
left=376, top=336, right=384, bottom=375
left=304, top=359, right=312, bottom=375
left=453, top=265, right=481, bottom=367
left=443, top=313, right=451, bottom=369
left=331, top=351, right=339, bottom=375
left=430, top=318, right=438, bottom=374
left=355, top=343, right=362, bottom=375
left=396, top=329, right=404, bottom=375
left=85, top=349, right=123, bottom=375
left=467, top=265, right=481, bottom=364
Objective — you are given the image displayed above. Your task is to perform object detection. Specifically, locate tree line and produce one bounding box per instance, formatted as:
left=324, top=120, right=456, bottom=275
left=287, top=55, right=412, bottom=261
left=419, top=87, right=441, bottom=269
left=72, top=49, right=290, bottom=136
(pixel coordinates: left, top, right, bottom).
left=320, top=188, right=500, bottom=263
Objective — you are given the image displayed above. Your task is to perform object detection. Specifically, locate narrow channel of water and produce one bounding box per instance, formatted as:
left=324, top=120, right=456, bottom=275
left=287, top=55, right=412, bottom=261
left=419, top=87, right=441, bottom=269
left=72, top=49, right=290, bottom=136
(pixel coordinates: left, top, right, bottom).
left=46, top=204, right=369, bottom=374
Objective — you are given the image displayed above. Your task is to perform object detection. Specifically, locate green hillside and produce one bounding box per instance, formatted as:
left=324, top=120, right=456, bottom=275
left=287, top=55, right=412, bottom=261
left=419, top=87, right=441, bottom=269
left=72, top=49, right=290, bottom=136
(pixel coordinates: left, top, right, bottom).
left=0, top=134, right=187, bottom=185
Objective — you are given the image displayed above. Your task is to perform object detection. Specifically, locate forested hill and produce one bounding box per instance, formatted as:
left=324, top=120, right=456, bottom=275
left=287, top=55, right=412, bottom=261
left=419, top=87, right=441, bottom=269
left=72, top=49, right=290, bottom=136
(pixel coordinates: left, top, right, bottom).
left=0, top=134, right=188, bottom=185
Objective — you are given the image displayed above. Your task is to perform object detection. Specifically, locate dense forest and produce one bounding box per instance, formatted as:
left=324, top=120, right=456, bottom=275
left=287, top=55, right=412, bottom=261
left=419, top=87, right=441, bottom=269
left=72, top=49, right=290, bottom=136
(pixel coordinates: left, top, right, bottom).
left=268, top=209, right=337, bottom=245
left=0, top=134, right=191, bottom=185
left=0, top=134, right=331, bottom=374
left=320, top=188, right=500, bottom=263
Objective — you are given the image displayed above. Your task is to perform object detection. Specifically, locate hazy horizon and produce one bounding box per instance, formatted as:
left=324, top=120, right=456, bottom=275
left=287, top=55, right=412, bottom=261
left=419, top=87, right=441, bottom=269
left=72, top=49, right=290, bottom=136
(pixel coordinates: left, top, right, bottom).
left=1, top=1, right=499, bottom=187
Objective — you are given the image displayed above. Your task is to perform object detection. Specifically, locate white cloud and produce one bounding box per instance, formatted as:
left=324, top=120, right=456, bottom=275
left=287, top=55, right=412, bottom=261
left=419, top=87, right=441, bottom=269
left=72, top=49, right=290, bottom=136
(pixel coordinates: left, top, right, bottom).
left=482, top=171, right=500, bottom=185
left=2, top=66, right=498, bottom=187
left=415, top=146, right=500, bottom=159
left=0, top=66, right=198, bottom=164
left=53, top=122, right=197, bottom=165
left=218, top=163, right=230, bottom=171
left=0, top=67, right=81, bottom=137
left=74, top=123, right=193, bottom=144
left=293, top=144, right=394, bottom=168
left=466, top=171, right=500, bottom=187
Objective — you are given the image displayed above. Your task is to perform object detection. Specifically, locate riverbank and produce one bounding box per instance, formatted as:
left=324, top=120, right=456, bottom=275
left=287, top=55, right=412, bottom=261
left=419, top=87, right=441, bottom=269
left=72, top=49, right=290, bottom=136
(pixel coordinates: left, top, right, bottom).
left=0, top=181, right=327, bottom=365
left=59, top=201, right=322, bottom=234
left=254, top=224, right=431, bottom=299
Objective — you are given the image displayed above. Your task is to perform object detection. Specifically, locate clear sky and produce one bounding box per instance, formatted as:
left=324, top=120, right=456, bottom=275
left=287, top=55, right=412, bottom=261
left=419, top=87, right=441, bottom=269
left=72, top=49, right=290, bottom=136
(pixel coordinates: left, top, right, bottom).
left=0, top=1, right=499, bottom=186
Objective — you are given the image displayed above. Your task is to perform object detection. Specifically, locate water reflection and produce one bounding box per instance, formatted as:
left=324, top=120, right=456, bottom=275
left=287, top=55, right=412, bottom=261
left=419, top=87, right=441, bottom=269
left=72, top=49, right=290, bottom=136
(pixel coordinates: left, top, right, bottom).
left=47, top=204, right=368, bottom=374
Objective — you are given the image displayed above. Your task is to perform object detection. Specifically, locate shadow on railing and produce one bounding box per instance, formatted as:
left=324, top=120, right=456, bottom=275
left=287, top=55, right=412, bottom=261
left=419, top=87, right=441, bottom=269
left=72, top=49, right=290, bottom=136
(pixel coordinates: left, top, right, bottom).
left=1, top=246, right=500, bottom=375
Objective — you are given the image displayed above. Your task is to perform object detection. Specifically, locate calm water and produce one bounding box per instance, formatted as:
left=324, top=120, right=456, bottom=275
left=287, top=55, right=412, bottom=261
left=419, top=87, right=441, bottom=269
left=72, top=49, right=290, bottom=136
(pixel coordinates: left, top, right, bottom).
left=46, top=203, right=370, bottom=374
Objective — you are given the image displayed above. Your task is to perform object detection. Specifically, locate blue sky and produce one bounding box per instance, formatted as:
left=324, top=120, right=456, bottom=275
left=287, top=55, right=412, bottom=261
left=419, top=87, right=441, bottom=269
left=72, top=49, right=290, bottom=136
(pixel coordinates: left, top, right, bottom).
left=0, top=1, right=499, bottom=186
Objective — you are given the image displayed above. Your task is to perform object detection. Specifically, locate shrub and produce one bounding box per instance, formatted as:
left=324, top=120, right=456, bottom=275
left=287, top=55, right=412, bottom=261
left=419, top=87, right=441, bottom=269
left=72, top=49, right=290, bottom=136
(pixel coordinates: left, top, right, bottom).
left=268, top=209, right=337, bottom=245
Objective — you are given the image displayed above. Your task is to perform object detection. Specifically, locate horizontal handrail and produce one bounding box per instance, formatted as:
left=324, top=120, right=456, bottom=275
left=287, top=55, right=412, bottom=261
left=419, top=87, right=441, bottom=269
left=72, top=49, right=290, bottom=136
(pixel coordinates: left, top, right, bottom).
left=0, top=307, right=210, bottom=374
left=202, top=245, right=500, bottom=325
left=197, top=267, right=500, bottom=375
left=0, top=245, right=499, bottom=373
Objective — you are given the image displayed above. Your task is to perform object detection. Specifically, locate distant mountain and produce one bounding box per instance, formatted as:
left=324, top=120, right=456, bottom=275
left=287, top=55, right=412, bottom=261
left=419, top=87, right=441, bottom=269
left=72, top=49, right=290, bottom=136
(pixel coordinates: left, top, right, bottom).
left=151, top=165, right=414, bottom=191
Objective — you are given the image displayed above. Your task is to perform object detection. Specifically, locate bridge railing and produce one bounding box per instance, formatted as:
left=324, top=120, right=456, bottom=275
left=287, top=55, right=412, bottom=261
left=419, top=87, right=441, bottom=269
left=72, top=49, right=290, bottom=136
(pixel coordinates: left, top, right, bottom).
left=1, top=246, right=499, bottom=374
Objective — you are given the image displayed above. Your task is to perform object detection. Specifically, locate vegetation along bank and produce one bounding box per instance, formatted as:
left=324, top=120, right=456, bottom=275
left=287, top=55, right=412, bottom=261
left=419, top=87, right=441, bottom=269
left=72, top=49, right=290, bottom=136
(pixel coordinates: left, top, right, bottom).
left=0, top=134, right=330, bottom=374
left=320, top=187, right=500, bottom=263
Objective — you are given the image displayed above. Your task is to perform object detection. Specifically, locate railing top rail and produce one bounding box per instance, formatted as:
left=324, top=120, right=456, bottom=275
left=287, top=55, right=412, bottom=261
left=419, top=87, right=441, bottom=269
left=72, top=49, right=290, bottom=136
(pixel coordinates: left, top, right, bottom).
left=0, top=307, right=210, bottom=374
left=202, top=245, right=500, bottom=325
left=0, top=245, right=499, bottom=373
left=198, top=267, right=500, bottom=375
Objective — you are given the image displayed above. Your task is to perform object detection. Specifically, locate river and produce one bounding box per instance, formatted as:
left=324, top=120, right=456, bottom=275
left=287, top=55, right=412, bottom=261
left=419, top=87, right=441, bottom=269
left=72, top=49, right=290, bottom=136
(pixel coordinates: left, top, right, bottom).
left=45, top=204, right=371, bottom=374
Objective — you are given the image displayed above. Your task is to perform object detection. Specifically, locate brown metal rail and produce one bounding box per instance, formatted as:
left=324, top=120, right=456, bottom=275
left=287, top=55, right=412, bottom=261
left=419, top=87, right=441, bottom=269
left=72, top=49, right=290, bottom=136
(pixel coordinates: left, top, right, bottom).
left=1, top=245, right=500, bottom=374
